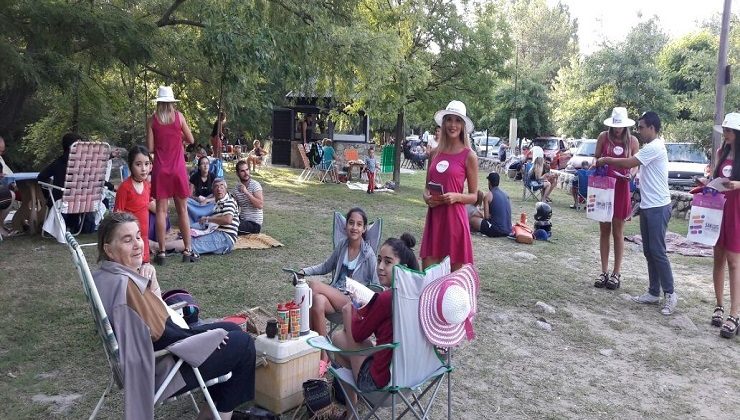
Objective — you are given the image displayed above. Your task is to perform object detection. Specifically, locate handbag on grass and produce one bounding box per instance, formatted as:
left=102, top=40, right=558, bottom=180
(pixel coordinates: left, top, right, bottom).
left=586, top=167, right=616, bottom=223
left=302, top=378, right=332, bottom=416
left=687, top=190, right=726, bottom=246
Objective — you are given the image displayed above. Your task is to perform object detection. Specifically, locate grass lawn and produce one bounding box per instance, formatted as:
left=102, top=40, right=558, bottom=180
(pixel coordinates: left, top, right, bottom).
left=1, top=163, right=738, bottom=419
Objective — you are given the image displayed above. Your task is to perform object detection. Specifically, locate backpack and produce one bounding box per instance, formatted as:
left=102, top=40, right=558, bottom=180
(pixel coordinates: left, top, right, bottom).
left=209, top=159, right=224, bottom=178
left=162, top=289, right=200, bottom=325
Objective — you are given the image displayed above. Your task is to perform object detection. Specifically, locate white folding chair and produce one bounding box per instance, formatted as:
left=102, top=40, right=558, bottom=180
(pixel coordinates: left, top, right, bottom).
left=297, top=145, right=317, bottom=183
left=63, top=232, right=231, bottom=419
left=309, top=258, right=458, bottom=419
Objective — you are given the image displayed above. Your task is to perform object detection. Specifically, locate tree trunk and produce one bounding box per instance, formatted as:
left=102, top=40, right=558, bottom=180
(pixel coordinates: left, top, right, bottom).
left=393, top=110, right=404, bottom=185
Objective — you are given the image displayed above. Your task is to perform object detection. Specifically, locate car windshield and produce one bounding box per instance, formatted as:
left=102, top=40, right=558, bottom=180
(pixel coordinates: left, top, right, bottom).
left=666, top=144, right=708, bottom=164
left=532, top=139, right=559, bottom=150
left=575, top=141, right=597, bottom=157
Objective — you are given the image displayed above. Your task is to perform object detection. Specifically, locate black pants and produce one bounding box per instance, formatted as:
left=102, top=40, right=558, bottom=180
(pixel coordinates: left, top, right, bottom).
left=175, top=322, right=256, bottom=412
left=238, top=220, right=261, bottom=234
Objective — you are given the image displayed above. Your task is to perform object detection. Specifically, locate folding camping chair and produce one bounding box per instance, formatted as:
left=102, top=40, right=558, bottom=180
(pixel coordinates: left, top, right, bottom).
left=522, top=162, right=544, bottom=202
left=38, top=141, right=110, bottom=238
left=573, top=169, right=592, bottom=211
left=308, top=258, right=455, bottom=420
left=297, top=145, right=318, bottom=182
left=63, top=231, right=232, bottom=419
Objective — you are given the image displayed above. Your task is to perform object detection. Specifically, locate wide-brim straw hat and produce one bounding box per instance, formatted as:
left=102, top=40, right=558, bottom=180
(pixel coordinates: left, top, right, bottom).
left=714, top=112, right=740, bottom=133
left=153, top=86, right=180, bottom=103
left=419, top=264, right=479, bottom=347
left=603, top=107, right=634, bottom=128
left=434, top=100, right=474, bottom=134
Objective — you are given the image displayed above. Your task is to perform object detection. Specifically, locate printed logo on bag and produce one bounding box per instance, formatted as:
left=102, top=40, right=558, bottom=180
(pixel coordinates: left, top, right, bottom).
left=722, top=165, right=732, bottom=177
left=690, top=214, right=705, bottom=234
left=613, top=146, right=624, bottom=156
left=436, top=160, right=450, bottom=173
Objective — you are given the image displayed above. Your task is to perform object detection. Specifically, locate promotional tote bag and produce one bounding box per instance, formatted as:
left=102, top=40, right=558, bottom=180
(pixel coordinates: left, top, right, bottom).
left=586, top=170, right=616, bottom=223
left=687, top=191, right=726, bottom=246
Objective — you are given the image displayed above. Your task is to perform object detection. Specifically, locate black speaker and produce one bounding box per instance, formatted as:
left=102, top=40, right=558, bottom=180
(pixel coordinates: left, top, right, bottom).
left=272, top=108, right=294, bottom=140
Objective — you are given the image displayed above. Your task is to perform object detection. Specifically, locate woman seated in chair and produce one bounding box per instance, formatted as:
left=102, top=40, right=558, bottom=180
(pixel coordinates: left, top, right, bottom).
left=528, top=156, right=556, bottom=202
left=330, top=233, right=419, bottom=394
left=299, top=207, right=378, bottom=370
left=93, top=212, right=255, bottom=420
left=246, top=140, right=266, bottom=171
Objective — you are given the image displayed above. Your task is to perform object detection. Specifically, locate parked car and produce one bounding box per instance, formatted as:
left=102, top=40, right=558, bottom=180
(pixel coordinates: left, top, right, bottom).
left=526, top=137, right=571, bottom=169
left=564, top=139, right=598, bottom=172
left=473, top=135, right=501, bottom=159
left=665, top=142, right=709, bottom=190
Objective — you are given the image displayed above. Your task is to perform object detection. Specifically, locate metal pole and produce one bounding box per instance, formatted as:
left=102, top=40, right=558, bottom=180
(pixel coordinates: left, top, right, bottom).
left=712, top=0, right=732, bottom=169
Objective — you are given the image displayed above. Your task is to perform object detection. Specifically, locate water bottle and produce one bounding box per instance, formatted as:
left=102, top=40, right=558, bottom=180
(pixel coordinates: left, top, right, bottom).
left=294, top=278, right=313, bottom=335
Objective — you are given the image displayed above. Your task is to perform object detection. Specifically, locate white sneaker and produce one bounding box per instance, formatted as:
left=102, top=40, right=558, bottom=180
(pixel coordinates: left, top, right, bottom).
left=632, top=293, right=660, bottom=304
left=661, top=292, right=678, bottom=315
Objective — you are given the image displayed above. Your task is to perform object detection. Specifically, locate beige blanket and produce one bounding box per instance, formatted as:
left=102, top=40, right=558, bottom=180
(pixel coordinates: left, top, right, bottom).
left=625, top=232, right=712, bottom=257
left=166, top=229, right=284, bottom=249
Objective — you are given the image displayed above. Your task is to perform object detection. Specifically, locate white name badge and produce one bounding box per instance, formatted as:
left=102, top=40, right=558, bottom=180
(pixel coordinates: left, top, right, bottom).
left=436, top=160, right=450, bottom=173
left=613, top=146, right=624, bottom=156
left=722, top=165, right=732, bottom=178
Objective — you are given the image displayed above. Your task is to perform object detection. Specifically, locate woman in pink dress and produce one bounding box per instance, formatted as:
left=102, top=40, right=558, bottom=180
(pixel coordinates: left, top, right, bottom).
left=710, top=112, right=740, bottom=339
left=420, top=100, right=479, bottom=271
left=146, top=86, right=197, bottom=264
left=593, top=107, right=640, bottom=290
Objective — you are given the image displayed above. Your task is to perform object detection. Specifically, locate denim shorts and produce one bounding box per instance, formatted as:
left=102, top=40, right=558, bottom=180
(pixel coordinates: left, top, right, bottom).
left=356, top=357, right=379, bottom=392
left=192, top=230, right=234, bottom=255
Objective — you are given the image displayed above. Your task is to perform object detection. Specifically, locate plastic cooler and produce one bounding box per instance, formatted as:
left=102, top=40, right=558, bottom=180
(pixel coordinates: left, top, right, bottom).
left=254, top=331, right=321, bottom=413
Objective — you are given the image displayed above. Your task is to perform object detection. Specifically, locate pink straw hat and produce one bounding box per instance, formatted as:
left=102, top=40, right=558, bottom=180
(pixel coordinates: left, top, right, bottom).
left=419, top=264, right=479, bottom=347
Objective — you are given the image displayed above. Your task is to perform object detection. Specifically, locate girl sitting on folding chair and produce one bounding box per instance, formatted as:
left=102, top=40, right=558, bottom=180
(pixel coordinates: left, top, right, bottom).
left=299, top=207, right=379, bottom=372
left=330, top=233, right=419, bottom=397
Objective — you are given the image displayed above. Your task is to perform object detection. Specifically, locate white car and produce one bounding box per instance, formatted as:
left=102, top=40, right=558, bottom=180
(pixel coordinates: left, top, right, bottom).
left=473, top=135, right=501, bottom=159
left=565, top=139, right=597, bottom=171
left=665, top=143, right=709, bottom=190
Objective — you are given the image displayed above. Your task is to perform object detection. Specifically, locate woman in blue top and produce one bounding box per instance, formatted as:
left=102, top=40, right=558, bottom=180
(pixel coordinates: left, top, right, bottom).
left=320, top=138, right=339, bottom=183
left=299, top=207, right=378, bottom=366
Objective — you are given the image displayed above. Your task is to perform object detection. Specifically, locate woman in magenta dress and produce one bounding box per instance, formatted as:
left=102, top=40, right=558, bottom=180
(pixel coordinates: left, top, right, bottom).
left=114, top=145, right=154, bottom=263
left=146, top=86, right=197, bottom=264
left=710, top=112, right=740, bottom=339
left=420, top=100, right=479, bottom=271
left=593, top=107, right=640, bottom=290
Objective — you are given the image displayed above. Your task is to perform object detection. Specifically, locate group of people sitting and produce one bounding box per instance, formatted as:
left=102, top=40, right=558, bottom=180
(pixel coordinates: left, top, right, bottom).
left=466, top=172, right=513, bottom=238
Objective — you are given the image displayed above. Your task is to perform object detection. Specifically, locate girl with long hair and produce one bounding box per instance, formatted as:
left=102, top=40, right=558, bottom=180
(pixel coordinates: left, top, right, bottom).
left=593, top=107, right=640, bottom=290
left=420, top=100, right=479, bottom=272
left=146, top=86, right=197, bottom=264
left=710, top=112, right=740, bottom=339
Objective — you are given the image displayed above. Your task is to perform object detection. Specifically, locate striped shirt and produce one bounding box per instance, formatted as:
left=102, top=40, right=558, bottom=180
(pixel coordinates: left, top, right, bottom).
left=213, top=193, right=239, bottom=243
left=231, top=178, right=263, bottom=226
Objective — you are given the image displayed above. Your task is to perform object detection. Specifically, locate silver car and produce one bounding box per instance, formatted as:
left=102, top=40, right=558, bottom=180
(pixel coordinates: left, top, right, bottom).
left=565, top=139, right=597, bottom=171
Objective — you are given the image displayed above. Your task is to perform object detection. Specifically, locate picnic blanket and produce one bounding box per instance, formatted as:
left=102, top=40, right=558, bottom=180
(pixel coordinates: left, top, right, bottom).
left=345, top=182, right=394, bottom=193
left=166, top=229, right=284, bottom=249
left=625, top=231, right=713, bottom=257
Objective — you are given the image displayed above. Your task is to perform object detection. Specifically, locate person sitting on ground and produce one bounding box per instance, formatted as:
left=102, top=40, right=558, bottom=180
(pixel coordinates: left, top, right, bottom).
left=156, top=178, right=239, bottom=257
left=528, top=156, right=556, bottom=203
left=231, top=160, right=263, bottom=234
left=38, top=132, right=98, bottom=233
left=330, top=233, right=419, bottom=397
left=570, top=160, right=593, bottom=209
left=299, top=207, right=379, bottom=373
left=93, top=212, right=255, bottom=419
left=466, top=190, right=486, bottom=232
left=320, top=138, right=339, bottom=182
left=471, top=172, right=512, bottom=237
left=247, top=140, right=267, bottom=171
left=186, top=156, right=216, bottom=227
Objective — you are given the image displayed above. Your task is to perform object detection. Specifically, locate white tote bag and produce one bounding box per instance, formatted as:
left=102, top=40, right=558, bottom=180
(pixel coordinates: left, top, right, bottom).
left=586, top=174, right=616, bottom=223
left=687, top=192, right=726, bottom=246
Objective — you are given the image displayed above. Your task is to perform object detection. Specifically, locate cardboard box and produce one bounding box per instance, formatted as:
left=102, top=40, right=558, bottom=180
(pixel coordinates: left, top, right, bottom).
left=254, top=331, right=321, bottom=413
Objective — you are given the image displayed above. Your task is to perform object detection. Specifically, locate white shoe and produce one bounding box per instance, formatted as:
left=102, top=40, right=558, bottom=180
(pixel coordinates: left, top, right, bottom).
left=661, top=292, right=678, bottom=315
left=632, top=293, right=660, bottom=304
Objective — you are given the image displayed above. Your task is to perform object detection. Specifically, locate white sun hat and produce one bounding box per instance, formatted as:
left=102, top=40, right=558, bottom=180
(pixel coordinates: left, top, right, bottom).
left=714, top=112, right=740, bottom=133
left=434, top=100, right=474, bottom=133
left=418, top=264, right=479, bottom=347
left=153, top=86, right=180, bottom=103
left=603, top=107, right=635, bottom=128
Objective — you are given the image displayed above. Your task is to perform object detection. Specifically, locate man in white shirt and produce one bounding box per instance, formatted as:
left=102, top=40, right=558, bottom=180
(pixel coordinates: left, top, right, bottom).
left=232, top=160, right=264, bottom=234
left=595, top=112, right=677, bottom=315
